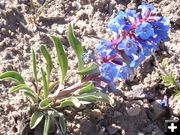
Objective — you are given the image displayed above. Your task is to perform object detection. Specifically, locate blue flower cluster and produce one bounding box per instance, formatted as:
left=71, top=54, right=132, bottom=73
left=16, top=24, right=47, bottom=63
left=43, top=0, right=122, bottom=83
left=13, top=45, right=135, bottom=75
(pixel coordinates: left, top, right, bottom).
left=95, top=3, right=169, bottom=91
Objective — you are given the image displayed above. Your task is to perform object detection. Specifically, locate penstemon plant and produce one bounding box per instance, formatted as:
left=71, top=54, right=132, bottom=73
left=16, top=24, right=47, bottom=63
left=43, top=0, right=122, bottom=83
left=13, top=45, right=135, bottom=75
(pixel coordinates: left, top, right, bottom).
left=0, top=2, right=170, bottom=135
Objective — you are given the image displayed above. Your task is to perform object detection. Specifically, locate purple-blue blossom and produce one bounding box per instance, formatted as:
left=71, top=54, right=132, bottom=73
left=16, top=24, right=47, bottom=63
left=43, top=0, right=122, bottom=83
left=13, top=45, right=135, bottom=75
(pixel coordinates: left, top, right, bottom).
left=99, top=62, right=118, bottom=82
left=118, top=38, right=138, bottom=56
left=95, top=3, right=169, bottom=91
left=135, top=22, right=154, bottom=40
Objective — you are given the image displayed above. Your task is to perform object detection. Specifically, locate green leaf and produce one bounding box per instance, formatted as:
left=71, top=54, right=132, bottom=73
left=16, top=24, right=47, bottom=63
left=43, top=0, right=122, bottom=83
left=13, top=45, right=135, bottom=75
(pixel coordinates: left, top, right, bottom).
left=39, top=98, right=51, bottom=109
left=52, top=109, right=66, bottom=134
left=32, top=49, right=38, bottom=85
left=51, top=36, right=68, bottom=84
left=67, top=24, right=84, bottom=70
left=77, top=63, right=99, bottom=76
left=9, top=84, right=38, bottom=102
left=59, top=97, right=81, bottom=108
left=79, top=82, right=95, bottom=94
left=24, top=91, right=38, bottom=103
left=0, top=71, right=25, bottom=84
left=43, top=115, right=50, bottom=135
left=41, top=68, right=48, bottom=98
left=30, top=111, right=44, bottom=129
left=77, top=92, right=116, bottom=107
left=162, top=75, right=175, bottom=87
left=40, top=45, right=53, bottom=84
left=58, top=112, right=66, bottom=134
left=9, top=84, right=33, bottom=93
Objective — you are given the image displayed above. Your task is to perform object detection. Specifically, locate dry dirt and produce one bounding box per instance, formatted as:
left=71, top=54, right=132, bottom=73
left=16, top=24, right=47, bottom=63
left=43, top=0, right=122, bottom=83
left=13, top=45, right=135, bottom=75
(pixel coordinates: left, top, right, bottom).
left=0, top=0, right=180, bottom=135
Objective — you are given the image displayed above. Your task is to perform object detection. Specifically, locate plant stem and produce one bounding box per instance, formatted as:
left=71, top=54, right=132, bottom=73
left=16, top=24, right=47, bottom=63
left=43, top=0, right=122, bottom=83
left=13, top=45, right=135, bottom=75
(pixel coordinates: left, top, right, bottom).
left=48, top=74, right=100, bottom=101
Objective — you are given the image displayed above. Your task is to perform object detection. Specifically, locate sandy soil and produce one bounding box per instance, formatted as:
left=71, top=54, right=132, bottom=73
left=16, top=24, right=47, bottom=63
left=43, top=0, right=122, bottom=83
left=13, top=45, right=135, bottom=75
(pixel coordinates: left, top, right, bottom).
left=0, top=0, right=180, bottom=135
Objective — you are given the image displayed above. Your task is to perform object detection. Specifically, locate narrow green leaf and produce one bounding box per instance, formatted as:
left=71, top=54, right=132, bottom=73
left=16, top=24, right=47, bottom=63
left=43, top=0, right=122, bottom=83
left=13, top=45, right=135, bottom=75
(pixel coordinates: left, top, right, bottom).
left=39, top=98, right=51, bottom=109
left=24, top=91, right=38, bottom=103
left=77, top=63, right=99, bottom=76
left=30, top=112, right=44, bottom=129
left=43, top=115, right=50, bottom=135
left=40, top=45, right=53, bottom=84
left=52, top=109, right=66, bottom=134
left=67, top=24, right=84, bottom=70
left=41, top=68, right=48, bottom=98
left=77, top=92, right=116, bottom=107
left=79, top=101, right=92, bottom=104
left=0, top=71, right=25, bottom=84
left=162, top=75, right=175, bottom=87
left=59, top=97, right=81, bottom=108
left=32, top=49, right=38, bottom=85
left=79, top=82, right=95, bottom=94
left=9, top=84, right=33, bottom=93
left=58, top=113, right=66, bottom=134
left=51, top=36, right=68, bottom=84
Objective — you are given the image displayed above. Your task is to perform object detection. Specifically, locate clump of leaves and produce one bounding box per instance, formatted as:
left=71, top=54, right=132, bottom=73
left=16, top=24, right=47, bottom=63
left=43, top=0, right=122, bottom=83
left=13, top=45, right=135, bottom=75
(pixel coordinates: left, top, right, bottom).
left=0, top=24, right=115, bottom=135
left=159, top=58, right=180, bottom=97
left=161, top=72, right=176, bottom=88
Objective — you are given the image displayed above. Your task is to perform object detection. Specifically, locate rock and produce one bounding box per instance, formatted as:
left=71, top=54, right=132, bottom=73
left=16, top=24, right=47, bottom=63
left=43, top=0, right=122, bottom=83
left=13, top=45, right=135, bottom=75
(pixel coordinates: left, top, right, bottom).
left=80, top=119, right=96, bottom=135
left=113, top=111, right=123, bottom=118
left=76, top=123, right=80, bottom=128
left=57, top=26, right=65, bottom=34
left=72, top=1, right=81, bottom=10
left=169, top=96, right=180, bottom=116
left=83, top=25, right=95, bottom=36
left=151, top=100, right=167, bottom=120
left=107, top=124, right=121, bottom=135
left=19, top=0, right=29, bottom=4
left=98, top=126, right=106, bottom=135
left=36, top=0, right=45, bottom=4
left=124, top=84, right=154, bottom=100
left=142, top=124, right=164, bottom=135
left=91, top=109, right=102, bottom=118
left=0, top=0, right=5, bottom=7
left=126, top=102, right=141, bottom=116
left=163, top=4, right=171, bottom=13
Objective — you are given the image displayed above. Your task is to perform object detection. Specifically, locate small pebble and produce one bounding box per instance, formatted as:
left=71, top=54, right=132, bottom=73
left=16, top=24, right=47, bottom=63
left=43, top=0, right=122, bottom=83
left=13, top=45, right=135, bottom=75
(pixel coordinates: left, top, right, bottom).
left=126, top=103, right=141, bottom=116
left=91, top=109, right=102, bottom=118
left=107, top=124, right=121, bottom=135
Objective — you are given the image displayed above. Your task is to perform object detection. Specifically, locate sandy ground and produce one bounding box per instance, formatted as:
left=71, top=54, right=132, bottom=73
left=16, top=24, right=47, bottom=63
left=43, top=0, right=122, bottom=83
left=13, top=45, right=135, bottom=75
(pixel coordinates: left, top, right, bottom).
left=0, top=0, right=180, bottom=135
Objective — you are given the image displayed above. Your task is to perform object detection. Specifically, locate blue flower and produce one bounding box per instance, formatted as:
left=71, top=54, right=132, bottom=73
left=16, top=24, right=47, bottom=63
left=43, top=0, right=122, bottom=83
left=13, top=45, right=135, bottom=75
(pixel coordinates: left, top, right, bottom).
left=160, top=95, right=168, bottom=109
left=95, top=3, right=170, bottom=90
left=153, top=18, right=170, bottom=42
left=96, top=40, right=117, bottom=57
left=100, top=62, right=118, bottom=82
left=118, top=38, right=138, bottom=56
left=139, top=41, right=157, bottom=56
left=135, top=22, right=154, bottom=40
left=126, top=10, right=136, bottom=24
left=118, top=66, right=131, bottom=80
left=109, top=11, right=126, bottom=27
left=108, top=11, right=132, bottom=38
left=138, top=3, right=156, bottom=18
left=129, top=52, right=145, bottom=68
